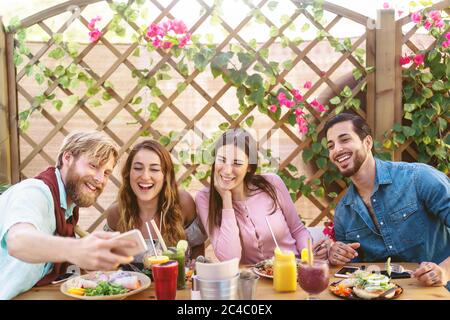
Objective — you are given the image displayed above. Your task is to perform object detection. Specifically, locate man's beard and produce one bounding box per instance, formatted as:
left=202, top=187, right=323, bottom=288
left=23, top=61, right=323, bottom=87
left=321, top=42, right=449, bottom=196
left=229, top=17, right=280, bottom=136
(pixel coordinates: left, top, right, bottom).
left=65, top=165, right=103, bottom=207
left=339, top=148, right=368, bottom=178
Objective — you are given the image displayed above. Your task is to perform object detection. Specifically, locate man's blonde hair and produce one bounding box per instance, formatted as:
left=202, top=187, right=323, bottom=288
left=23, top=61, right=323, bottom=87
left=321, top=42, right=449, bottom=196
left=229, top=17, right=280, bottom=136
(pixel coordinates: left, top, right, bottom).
left=56, top=131, right=119, bottom=169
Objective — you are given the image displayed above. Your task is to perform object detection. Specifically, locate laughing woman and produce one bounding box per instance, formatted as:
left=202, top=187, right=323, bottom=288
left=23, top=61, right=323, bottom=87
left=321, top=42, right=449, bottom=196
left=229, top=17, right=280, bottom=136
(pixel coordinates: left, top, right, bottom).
left=104, top=140, right=207, bottom=262
left=195, top=128, right=328, bottom=264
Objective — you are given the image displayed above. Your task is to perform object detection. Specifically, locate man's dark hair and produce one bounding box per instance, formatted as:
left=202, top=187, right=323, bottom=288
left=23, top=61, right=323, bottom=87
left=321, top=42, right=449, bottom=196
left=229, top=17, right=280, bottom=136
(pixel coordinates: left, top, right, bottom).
left=322, top=113, right=372, bottom=141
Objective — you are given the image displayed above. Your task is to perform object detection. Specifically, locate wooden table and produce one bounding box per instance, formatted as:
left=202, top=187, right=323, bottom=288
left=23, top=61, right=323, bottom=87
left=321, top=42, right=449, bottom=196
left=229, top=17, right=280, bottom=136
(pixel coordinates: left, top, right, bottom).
left=14, top=263, right=450, bottom=300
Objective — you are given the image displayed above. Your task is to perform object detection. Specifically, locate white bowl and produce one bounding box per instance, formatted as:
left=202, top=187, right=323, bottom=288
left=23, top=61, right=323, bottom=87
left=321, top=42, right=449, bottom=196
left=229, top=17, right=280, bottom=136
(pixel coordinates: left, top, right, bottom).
left=195, top=258, right=239, bottom=280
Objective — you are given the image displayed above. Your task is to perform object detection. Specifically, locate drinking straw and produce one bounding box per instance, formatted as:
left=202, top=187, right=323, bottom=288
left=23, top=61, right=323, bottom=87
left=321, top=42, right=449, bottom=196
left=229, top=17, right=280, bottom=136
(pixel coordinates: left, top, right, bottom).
left=265, top=216, right=280, bottom=250
left=307, top=238, right=314, bottom=266
left=145, top=222, right=157, bottom=256
left=150, top=219, right=168, bottom=252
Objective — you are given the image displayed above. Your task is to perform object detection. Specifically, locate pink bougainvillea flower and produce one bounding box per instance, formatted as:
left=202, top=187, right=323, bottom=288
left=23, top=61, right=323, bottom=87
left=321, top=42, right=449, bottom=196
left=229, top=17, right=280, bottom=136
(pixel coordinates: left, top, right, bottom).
left=309, top=98, right=326, bottom=113
left=323, top=221, right=336, bottom=242
left=316, top=104, right=326, bottom=113
left=162, top=41, right=173, bottom=49
left=277, top=92, right=286, bottom=103
left=152, top=37, right=162, bottom=47
left=178, top=33, right=191, bottom=48
left=399, top=54, right=411, bottom=65
left=295, top=108, right=304, bottom=116
left=161, top=20, right=171, bottom=33
left=297, top=116, right=308, bottom=134
left=170, top=19, right=188, bottom=35
left=442, top=41, right=450, bottom=49
left=88, top=21, right=96, bottom=31
left=445, top=32, right=450, bottom=41
left=424, top=20, right=432, bottom=30
left=429, top=10, right=441, bottom=22
left=279, top=96, right=294, bottom=108
left=383, top=2, right=390, bottom=9
left=435, top=20, right=445, bottom=29
left=411, top=12, right=422, bottom=23
left=310, top=99, right=319, bottom=107
left=303, top=81, right=312, bottom=89
left=284, top=99, right=295, bottom=108
left=147, top=23, right=164, bottom=38
left=413, top=54, right=425, bottom=65
left=88, top=16, right=102, bottom=31
left=147, top=19, right=190, bottom=50
left=268, top=104, right=278, bottom=113
left=292, top=89, right=303, bottom=102
left=298, top=125, right=308, bottom=135
left=89, top=29, right=102, bottom=42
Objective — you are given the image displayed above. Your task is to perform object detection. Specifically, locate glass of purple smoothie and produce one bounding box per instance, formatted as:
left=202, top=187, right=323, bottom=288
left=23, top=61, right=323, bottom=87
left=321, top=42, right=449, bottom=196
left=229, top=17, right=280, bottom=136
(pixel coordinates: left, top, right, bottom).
left=298, top=260, right=329, bottom=300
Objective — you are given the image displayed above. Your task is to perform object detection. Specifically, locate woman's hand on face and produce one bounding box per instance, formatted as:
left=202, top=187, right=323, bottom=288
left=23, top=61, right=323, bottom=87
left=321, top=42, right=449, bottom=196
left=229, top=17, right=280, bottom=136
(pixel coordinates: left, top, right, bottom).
left=214, top=176, right=232, bottom=198
left=214, top=177, right=233, bottom=209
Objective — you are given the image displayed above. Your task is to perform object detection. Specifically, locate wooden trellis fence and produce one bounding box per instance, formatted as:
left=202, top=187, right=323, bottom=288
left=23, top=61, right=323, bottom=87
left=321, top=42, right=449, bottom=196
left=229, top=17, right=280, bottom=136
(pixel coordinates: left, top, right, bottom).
left=1, top=0, right=448, bottom=231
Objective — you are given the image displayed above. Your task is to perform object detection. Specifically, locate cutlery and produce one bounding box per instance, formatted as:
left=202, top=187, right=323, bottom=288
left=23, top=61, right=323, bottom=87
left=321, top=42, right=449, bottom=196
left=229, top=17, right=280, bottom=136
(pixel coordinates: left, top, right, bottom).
left=390, top=264, right=413, bottom=274
left=378, top=286, right=398, bottom=299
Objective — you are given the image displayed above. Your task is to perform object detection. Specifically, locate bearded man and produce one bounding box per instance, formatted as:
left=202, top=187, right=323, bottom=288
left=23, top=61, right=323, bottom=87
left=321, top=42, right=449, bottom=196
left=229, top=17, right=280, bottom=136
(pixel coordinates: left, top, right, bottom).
left=323, top=113, right=449, bottom=289
left=0, top=132, right=136, bottom=299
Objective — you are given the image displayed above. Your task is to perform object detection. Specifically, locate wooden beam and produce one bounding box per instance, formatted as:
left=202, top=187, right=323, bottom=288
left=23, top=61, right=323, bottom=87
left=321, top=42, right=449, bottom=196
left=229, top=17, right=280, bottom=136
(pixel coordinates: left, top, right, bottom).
left=394, top=10, right=404, bottom=161
left=0, top=17, right=11, bottom=184
left=375, top=9, right=396, bottom=145
left=5, top=31, right=19, bottom=183
left=366, top=26, right=376, bottom=133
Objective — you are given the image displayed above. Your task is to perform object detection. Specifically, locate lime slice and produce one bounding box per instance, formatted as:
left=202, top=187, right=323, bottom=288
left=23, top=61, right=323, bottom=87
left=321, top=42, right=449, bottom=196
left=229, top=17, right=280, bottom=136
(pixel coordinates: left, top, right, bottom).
left=176, top=240, right=188, bottom=252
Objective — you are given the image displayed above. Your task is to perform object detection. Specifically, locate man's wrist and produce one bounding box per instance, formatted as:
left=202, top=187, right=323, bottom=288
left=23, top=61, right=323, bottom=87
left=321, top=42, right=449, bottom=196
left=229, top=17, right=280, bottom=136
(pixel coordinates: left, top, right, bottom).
left=439, top=258, right=450, bottom=283
left=58, top=237, right=77, bottom=263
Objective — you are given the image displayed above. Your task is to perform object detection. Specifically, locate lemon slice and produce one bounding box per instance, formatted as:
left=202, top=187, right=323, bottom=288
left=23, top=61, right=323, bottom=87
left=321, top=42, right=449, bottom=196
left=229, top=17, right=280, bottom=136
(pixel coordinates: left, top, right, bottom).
left=176, top=240, right=188, bottom=252
left=146, top=255, right=169, bottom=266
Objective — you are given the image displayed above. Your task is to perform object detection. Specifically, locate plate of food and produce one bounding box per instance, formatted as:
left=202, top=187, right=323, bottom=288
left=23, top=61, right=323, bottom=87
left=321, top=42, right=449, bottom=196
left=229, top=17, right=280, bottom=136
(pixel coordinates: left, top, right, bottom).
left=60, top=270, right=150, bottom=300
left=252, top=258, right=301, bottom=279
left=329, top=270, right=403, bottom=300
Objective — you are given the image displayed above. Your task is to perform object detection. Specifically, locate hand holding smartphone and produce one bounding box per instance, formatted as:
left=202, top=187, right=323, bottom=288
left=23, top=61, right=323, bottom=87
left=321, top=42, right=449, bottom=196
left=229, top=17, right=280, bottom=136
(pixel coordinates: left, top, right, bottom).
left=112, top=229, right=148, bottom=257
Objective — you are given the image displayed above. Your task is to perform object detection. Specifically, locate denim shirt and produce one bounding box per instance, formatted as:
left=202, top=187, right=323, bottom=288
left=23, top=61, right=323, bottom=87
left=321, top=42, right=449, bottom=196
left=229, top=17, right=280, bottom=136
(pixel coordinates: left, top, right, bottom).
left=334, top=159, right=450, bottom=267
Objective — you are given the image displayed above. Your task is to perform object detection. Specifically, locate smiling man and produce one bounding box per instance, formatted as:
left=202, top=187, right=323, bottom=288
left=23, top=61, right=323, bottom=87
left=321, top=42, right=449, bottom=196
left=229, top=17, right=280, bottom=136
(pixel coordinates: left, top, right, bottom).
left=323, top=113, right=450, bottom=289
left=0, top=132, right=136, bottom=300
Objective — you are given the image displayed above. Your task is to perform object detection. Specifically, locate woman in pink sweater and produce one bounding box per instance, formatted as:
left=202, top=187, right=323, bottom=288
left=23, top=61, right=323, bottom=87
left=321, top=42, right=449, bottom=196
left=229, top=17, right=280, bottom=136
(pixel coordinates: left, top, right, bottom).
left=195, top=128, right=328, bottom=264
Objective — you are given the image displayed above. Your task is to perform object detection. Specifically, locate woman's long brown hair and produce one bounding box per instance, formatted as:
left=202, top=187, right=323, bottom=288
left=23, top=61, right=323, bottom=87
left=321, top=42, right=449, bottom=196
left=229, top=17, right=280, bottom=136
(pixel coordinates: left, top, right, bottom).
left=208, top=128, right=280, bottom=233
left=116, top=140, right=185, bottom=246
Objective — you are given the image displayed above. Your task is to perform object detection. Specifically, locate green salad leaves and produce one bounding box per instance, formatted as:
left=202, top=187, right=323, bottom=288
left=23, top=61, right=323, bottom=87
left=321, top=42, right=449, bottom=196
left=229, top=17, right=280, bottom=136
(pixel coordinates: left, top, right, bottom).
left=84, top=281, right=128, bottom=296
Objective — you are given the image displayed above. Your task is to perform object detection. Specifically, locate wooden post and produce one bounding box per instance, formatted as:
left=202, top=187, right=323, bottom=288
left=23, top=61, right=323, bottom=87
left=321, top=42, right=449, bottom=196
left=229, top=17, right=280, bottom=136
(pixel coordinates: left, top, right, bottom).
left=393, top=18, right=404, bottom=161
left=0, top=17, right=11, bottom=185
left=365, top=25, right=376, bottom=133
left=375, top=9, right=396, bottom=151
left=5, top=24, right=20, bottom=183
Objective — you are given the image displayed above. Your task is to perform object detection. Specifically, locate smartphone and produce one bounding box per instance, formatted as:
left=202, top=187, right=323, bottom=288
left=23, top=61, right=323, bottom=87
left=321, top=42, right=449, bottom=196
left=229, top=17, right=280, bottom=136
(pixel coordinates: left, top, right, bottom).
left=51, top=272, right=77, bottom=284
left=334, top=266, right=360, bottom=278
left=113, top=229, right=148, bottom=257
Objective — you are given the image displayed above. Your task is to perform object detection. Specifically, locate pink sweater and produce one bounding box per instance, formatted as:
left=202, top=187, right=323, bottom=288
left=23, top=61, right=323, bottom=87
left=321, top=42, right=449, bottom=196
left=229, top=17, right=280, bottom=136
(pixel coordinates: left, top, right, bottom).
left=195, top=173, right=311, bottom=264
